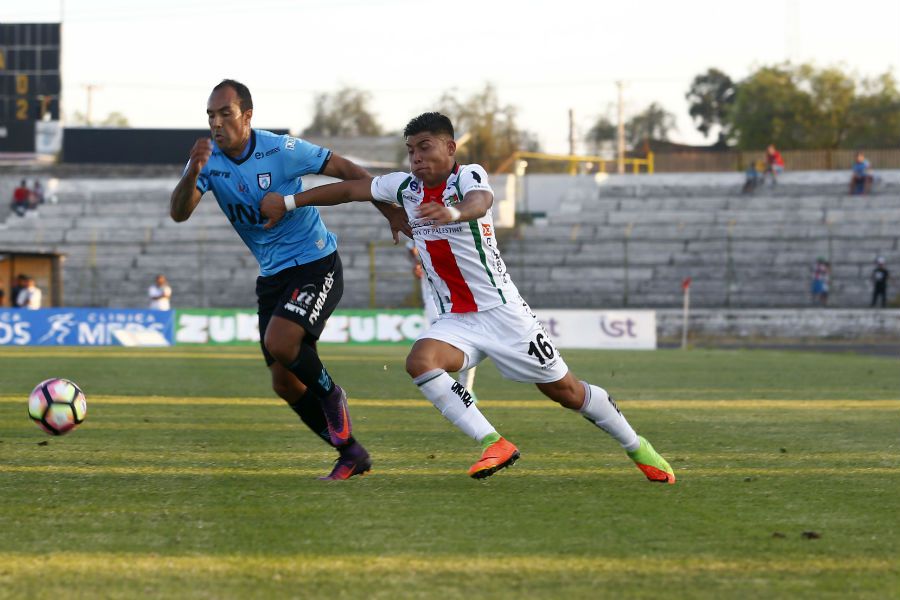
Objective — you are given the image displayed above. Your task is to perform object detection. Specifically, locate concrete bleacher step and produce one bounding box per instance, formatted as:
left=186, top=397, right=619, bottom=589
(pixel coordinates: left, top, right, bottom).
left=14, top=173, right=898, bottom=309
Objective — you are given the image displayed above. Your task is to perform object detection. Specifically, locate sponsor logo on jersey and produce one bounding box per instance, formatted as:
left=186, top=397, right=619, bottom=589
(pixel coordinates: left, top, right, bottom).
left=409, top=180, right=419, bottom=192
left=309, top=271, right=335, bottom=325
left=285, top=138, right=297, bottom=150
left=209, top=169, right=231, bottom=178
left=315, top=238, right=326, bottom=250
left=481, top=224, right=493, bottom=237
left=257, top=172, right=272, bottom=190
left=265, top=147, right=279, bottom=157
left=237, top=183, right=249, bottom=193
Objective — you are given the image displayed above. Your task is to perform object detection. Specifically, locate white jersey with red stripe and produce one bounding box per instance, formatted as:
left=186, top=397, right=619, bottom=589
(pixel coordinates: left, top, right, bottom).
left=371, top=163, right=518, bottom=314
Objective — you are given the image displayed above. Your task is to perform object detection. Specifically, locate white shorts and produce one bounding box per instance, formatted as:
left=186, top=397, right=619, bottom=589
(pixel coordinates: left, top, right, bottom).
left=420, top=297, right=569, bottom=384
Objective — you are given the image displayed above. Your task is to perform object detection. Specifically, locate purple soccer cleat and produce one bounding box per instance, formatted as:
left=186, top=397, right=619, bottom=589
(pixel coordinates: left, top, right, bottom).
left=319, top=441, right=372, bottom=481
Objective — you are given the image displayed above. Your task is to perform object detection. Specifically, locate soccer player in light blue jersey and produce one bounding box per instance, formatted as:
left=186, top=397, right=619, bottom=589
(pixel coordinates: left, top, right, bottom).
left=170, top=79, right=409, bottom=480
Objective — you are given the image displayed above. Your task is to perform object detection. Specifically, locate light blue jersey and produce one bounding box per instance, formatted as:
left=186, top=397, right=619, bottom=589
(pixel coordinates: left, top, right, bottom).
left=194, top=129, right=337, bottom=277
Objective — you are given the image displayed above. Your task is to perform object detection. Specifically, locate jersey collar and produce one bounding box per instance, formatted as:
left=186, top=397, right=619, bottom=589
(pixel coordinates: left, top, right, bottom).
left=223, top=129, right=257, bottom=166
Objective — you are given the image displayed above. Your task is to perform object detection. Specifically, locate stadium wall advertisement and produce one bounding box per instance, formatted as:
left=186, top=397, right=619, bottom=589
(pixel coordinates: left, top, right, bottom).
left=174, top=308, right=657, bottom=349
left=0, top=308, right=656, bottom=348
left=175, top=309, right=429, bottom=345
left=533, top=309, right=657, bottom=350
left=0, top=309, right=174, bottom=346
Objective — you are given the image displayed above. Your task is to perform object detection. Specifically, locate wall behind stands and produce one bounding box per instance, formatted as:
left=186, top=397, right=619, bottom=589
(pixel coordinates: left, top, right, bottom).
left=61, top=128, right=289, bottom=165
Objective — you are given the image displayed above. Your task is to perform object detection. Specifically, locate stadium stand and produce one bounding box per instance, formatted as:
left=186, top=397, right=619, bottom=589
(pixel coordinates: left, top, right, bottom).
left=1, top=171, right=897, bottom=309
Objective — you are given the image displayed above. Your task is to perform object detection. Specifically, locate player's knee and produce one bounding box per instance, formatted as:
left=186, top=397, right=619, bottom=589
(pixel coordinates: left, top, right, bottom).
left=405, top=352, right=434, bottom=379
left=538, top=376, right=584, bottom=409
left=265, top=339, right=292, bottom=366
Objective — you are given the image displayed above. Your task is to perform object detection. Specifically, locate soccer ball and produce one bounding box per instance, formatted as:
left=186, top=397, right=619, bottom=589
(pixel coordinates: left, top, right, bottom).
left=28, top=378, right=87, bottom=436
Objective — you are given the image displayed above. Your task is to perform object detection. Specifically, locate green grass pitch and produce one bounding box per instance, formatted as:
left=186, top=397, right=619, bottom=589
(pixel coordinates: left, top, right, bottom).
left=1, top=345, right=898, bottom=599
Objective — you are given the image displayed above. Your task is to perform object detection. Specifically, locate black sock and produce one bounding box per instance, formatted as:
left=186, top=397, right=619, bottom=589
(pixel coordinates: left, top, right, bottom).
left=287, top=389, right=357, bottom=449
left=288, top=389, right=331, bottom=445
left=286, top=340, right=336, bottom=398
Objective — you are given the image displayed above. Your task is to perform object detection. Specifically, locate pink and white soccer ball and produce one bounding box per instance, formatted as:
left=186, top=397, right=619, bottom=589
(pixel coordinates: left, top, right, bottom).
left=28, top=378, right=87, bottom=435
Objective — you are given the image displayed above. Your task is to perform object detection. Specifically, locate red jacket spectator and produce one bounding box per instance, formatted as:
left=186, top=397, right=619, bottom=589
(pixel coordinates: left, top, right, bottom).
left=11, top=180, right=31, bottom=216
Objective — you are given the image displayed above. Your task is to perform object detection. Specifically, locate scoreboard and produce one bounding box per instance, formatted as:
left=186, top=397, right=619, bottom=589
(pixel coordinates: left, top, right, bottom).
left=0, top=23, right=61, bottom=153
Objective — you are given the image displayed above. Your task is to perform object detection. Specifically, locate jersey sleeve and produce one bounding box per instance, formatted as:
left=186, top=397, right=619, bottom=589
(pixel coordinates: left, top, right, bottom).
left=370, top=172, right=412, bottom=205
left=281, top=135, right=333, bottom=178
left=184, top=160, right=210, bottom=194
left=458, top=164, right=493, bottom=197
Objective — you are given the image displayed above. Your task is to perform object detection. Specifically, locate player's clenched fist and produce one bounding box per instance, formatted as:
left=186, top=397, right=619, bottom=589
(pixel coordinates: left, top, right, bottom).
left=187, top=138, right=213, bottom=176
left=260, top=191, right=287, bottom=230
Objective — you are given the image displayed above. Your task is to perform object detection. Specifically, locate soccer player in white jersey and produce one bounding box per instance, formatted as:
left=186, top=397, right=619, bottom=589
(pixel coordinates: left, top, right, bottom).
left=261, top=112, right=675, bottom=483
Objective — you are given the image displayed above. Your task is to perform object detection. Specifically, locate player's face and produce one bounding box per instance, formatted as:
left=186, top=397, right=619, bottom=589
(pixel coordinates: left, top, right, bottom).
left=206, top=86, right=252, bottom=156
left=406, top=132, right=456, bottom=186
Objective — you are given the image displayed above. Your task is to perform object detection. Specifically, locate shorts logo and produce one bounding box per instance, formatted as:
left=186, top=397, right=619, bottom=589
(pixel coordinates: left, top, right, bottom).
left=257, top=172, right=272, bottom=190
left=481, top=224, right=493, bottom=237
left=284, top=284, right=317, bottom=316
left=450, top=381, right=474, bottom=407
left=309, top=271, right=335, bottom=325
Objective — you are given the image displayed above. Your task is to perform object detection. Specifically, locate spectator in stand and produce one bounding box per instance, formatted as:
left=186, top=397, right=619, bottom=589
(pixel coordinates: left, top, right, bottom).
left=148, top=274, right=172, bottom=310
left=870, top=257, right=889, bottom=308
left=763, top=144, right=784, bottom=185
left=742, top=159, right=761, bottom=194
left=810, top=257, right=830, bottom=306
left=10, top=274, right=27, bottom=307
left=32, top=180, right=45, bottom=206
left=11, top=180, right=30, bottom=217
left=849, top=152, right=874, bottom=195
left=17, top=276, right=42, bottom=310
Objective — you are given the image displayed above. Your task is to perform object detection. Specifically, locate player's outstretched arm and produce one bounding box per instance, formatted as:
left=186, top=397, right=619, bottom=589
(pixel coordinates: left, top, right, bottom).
left=260, top=179, right=375, bottom=230
left=321, top=153, right=371, bottom=181
left=170, top=138, right=211, bottom=222
left=322, top=153, right=411, bottom=242
left=418, top=190, right=493, bottom=224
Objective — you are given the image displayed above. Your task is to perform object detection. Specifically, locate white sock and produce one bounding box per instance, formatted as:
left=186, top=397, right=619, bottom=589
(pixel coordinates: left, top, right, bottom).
left=578, top=381, right=640, bottom=451
left=457, top=367, right=477, bottom=391
left=414, top=369, right=496, bottom=442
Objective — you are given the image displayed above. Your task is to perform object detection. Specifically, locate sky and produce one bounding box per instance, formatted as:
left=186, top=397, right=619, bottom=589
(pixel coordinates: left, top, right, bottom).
left=4, top=0, right=900, bottom=153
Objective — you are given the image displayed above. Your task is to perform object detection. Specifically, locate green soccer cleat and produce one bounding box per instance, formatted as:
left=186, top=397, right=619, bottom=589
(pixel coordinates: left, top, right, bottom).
left=627, top=436, right=676, bottom=484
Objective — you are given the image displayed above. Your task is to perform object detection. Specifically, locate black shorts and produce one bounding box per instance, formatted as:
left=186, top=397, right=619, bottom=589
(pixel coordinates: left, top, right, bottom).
left=256, top=251, right=344, bottom=366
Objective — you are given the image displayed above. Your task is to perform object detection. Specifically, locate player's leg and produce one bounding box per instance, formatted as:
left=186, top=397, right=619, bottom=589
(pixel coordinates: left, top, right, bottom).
left=406, top=335, right=519, bottom=479
left=258, top=278, right=333, bottom=444
left=536, top=373, right=674, bottom=484
left=485, top=299, right=675, bottom=484
left=259, top=253, right=370, bottom=480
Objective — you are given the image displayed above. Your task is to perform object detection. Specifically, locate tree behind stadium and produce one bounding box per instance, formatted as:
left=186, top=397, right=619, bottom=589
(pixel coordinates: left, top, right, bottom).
left=437, top=83, right=539, bottom=172
left=303, top=86, right=383, bottom=137
left=707, top=63, right=900, bottom=150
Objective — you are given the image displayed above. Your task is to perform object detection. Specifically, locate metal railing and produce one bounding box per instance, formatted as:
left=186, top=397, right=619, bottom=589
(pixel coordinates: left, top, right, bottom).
left=653, top=148, right=900, bottom=173
left=496, top=151, right=654, bottom=175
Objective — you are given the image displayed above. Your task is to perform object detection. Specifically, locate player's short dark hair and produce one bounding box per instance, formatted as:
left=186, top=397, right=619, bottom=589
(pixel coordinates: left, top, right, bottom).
left=213, top=79, right=253, bottom=112
left=404, top=112, right=454, bottom=139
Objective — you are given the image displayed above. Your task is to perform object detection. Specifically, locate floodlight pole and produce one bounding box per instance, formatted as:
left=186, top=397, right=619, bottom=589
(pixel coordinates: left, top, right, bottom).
left=616, top=81, right=625, bottom=175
